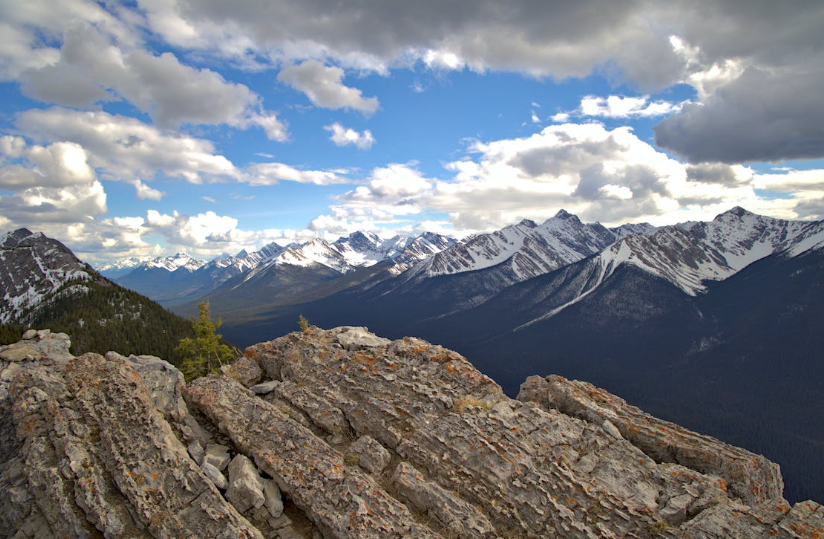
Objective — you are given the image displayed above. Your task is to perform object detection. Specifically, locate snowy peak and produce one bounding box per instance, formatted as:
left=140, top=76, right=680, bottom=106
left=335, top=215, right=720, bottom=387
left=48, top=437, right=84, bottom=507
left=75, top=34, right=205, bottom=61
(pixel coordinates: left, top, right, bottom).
left=0, top=229, right=97, bottom=323
left=143, top=252, right=206, bottom=273
left=523, top=208, right=824, bottom=325
left=97, top=257, right=147, bottom=279
left=385, top=232, right=457, bottom=275
left=610, top=222, right=658, bottom=240
left=416, top=211, right=619, bottom=281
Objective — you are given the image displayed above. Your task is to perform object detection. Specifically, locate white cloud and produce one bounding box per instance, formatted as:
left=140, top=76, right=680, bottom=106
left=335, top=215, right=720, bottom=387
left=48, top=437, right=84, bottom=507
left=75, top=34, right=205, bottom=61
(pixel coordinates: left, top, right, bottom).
left=244, top=162, right=347, bottom=186
left=530, top=111, right=541, bottom=124
left=278, top=60, right=379, bottom=113
left=550, top=112, right=571, bottom=123
left=131, top=179, right=164, bottom=201
left=579, top=95, right=682, bottom=118
left=19, top=23, right=288, bottom=139
left=324, top=123, right=375, bottom=149
left=16, top=107, right=237, bottom=184
left=202, top=196, right=216, bottom=203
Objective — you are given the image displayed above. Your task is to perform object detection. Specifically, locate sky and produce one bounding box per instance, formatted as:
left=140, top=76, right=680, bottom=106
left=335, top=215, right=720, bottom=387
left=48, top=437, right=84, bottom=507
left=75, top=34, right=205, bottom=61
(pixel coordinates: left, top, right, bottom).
left=1, top=0, right=823, bottom=266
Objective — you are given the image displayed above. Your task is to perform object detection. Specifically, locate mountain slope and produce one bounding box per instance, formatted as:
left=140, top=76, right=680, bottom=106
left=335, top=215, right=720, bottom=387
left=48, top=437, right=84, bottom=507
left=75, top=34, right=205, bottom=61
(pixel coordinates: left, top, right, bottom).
left=0, top=229, right=193, bottom=359
left=115, top=252, right=206, bottom=303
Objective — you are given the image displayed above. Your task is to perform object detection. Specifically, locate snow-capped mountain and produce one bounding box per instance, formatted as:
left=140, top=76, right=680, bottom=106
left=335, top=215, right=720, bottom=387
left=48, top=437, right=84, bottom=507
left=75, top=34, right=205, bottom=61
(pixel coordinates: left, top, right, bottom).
left=518, top=207, right=824, bottom=326
left=609, top=222, right=658, bottom=239
left=384, top=232, right=457, bottom=275
left=244, top=231, right=456, bottom=281
left=97, top=257, right=147, bottom=279
left=0, top=229, right=97, bottom=323
left=142, top=252, right=206, bottom=273
left=408, top=210, right=623, bottom=283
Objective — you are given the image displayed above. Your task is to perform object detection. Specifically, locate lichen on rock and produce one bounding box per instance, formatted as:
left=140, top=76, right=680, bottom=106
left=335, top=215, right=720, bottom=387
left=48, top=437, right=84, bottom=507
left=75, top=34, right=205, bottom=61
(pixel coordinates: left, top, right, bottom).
left=1, top=326, right=822, bottom=539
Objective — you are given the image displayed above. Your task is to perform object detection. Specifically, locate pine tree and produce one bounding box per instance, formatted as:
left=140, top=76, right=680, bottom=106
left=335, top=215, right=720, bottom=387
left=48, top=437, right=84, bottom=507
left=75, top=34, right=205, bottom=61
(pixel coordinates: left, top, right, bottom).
left=176, top=301, right=235, bottom=381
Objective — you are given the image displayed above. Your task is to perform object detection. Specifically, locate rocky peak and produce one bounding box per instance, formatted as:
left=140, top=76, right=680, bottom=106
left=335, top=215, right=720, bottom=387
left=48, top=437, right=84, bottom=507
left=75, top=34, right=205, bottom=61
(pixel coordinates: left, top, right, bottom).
left=2, top=326, right=821, bottom=538
left=1, top=228, right=37, bottom=248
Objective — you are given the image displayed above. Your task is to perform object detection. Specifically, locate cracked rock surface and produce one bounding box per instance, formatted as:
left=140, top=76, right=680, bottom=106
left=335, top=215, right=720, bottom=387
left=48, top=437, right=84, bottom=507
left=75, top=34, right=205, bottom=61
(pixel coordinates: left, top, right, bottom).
left=1, top=326, right=822, bottom=538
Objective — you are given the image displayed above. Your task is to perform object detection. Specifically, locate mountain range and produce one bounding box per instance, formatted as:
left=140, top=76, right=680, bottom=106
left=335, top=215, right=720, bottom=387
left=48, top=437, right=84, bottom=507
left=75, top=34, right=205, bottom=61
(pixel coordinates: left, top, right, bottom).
left=3, top=206, right=824, bottom=503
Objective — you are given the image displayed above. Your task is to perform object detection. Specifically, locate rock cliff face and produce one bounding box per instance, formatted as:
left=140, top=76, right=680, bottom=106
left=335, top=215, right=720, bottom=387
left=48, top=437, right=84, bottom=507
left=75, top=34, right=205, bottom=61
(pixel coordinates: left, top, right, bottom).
left=1, top=326, right=822, bottom=538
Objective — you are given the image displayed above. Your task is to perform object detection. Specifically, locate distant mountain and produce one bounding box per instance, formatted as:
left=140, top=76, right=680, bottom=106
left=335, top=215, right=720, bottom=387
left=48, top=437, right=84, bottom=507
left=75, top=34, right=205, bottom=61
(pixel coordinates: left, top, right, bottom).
left=214, top=207, right=824, bottom=503
left=174, top=231, right=457, bottom=320
left=0, top=228, right=193, bottom=359
left=97, top=257, right=146, bottom=279
left=115, top=252, right=207, bottom=304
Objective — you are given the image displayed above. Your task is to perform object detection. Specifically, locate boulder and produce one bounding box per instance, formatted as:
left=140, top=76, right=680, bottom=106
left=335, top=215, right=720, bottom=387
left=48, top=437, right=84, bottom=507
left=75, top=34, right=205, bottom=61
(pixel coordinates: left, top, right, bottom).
left=348, top=436, right=391, bottom=475
left=203, top=443, right=231, bottom=471
left=335, top=327, right=391, bottom=351
left=226, top=454, right=266, bottom=514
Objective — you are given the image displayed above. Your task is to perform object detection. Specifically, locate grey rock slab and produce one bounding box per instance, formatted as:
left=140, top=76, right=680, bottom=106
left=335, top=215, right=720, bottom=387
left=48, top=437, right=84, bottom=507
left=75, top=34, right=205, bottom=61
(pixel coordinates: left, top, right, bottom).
left=21, top=329, right=37, bottom=340
left=263, top=478, right=284, bottom=518
left=222, top=356, right=262, bottom=387
left=335, top=327, right=391, bottom=351
left=187, top=374, right=442, bottom=539
left=250, top=380, right=280, bottom=394
left=0, top=344, right=42, bottom=362
left=201, top=461, right=228, bottom=490
left=204, top=443, right=231, bottom=471
left=188, top=440, right=205, bottom=465
left=226, top=454, right=266, bottom=514
left=392, top=461, right=495, bottom=538
left=518, top=374, right=784, bottom=505
left=4, top=350, right=262, bottom=538
left=348, top=436, right=391, bottom=475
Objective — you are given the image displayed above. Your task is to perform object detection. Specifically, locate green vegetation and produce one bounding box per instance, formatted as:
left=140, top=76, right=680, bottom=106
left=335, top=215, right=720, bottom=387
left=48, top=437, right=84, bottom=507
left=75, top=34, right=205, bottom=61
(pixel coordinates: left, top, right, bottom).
left=298, top=313, right=309, bottom=332
left=1, top=279, right=193, bottom=361
left=176, top=301, right=236, bottom=381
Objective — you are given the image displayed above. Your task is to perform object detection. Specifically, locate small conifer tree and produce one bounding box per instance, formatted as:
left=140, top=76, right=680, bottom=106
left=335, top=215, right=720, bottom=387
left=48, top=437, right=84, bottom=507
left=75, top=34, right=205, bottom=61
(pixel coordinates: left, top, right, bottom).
left=176, top=301, right=234, bottom=381
left=298, top=313, right=309, bottom=333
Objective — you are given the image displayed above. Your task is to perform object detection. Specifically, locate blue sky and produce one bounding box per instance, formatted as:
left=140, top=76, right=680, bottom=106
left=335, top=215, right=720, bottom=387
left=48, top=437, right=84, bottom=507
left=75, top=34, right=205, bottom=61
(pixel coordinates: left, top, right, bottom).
left=1, top=0, right=823, bottom=265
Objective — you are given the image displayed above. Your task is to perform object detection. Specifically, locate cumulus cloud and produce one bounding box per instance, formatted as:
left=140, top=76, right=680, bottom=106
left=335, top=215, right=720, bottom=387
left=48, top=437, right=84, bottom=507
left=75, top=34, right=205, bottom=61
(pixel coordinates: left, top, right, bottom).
left=131, top=179, right=164, bottom=201
left=308, top=164, right=432, bottom=234
left=579, top=95, right=682, bottom=118
left=16, top=107, right=237, bottom=184
left=0, top=141, right=95, bottom=190
left=19, top=23, right=287, bottom=138
left=324, top=123, right=375, bottom=149
left=655, top=67, right=824, bottom=163
left=0, top=180, right=107, bottom=225
left=278, top=60, right=379, bottom=113
left=304, top=124, right=821, bottom=235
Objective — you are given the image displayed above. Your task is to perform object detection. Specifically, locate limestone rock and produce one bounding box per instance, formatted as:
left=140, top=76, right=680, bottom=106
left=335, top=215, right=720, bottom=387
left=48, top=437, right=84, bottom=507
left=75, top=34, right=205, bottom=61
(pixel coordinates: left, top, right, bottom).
left=263, top=479, right=284, bottom=518
left=226, top=454, right=266, bottom=514
left=392, top=461, right=495, bottom=538
left=20, top=329, right=37, bottom=340
left=0, top=341, right=262, bottom=538
left=222, top=356, right=262, bottom=387
left=348, top=435, right=391, bottom=475
left=2, top=327, right=822, bottom=539
left=335, top=326, right=391, bottom=351
left=250, top=380, right=279, bottom=394
left=518, top=374, right=784, bottom=505
left=202, top=461, right=229, bottom=490
left=204, top=443, right=231, bottom=471
left=188, top=440, right=205, bottom=465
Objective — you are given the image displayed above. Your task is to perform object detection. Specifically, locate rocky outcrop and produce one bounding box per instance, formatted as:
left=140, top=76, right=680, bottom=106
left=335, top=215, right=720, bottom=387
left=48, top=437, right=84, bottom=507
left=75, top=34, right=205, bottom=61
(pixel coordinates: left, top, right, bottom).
left=1, top=326, right=823, bottom=538
left=518, top=374, right=784, bottom=505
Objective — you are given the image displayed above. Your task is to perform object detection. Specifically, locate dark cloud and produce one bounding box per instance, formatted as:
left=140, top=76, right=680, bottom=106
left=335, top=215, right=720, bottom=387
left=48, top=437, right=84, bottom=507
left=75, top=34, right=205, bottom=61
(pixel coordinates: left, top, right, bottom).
left=686, top=163, right=746, bottom=186
left=655, top=67, right=824, bottom=163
